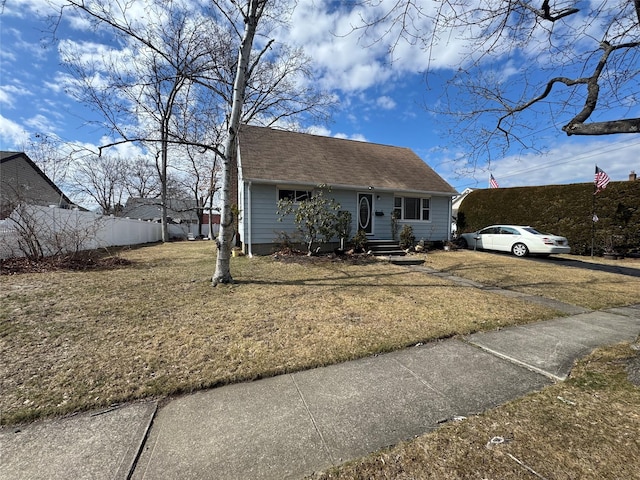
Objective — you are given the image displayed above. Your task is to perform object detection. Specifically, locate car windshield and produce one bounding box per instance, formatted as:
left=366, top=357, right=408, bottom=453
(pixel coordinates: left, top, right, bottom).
left=522, top=227, right=543, bottom=235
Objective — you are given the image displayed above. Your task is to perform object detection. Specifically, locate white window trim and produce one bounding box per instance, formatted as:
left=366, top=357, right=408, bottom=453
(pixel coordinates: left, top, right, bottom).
left=277, top=187, right=312, bottom=203
left=394, top=196, right=431, bottom=222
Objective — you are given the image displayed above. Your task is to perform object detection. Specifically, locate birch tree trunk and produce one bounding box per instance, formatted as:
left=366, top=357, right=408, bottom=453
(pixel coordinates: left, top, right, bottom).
left=160, top=134, right=169, bottom=243
left=212, top=0, right=264, bottom=285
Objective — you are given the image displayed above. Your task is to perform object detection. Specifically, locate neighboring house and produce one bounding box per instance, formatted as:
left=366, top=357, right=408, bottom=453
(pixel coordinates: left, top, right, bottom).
left=121, top=197, right=202, bottom=239
left=236, top=125, right=458, bottom=255
left=0, top=151, right=73, bottom=218
left=451, top=187, right=475, bottom=235
left=121, top=197, right=199, bottom=224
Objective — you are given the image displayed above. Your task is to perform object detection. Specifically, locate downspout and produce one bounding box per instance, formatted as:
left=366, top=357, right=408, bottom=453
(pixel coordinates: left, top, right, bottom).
left=447, top=195, right=453, bottom=242
left=247, top=181, right=253, bottom=257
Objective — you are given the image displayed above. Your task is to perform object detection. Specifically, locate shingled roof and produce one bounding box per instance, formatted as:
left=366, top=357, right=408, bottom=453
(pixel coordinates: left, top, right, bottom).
left=1, top=151, right=73, bottom=218
left=1, top=151, right=72, bottom=204
left=238, top=125, right=457, bottom=195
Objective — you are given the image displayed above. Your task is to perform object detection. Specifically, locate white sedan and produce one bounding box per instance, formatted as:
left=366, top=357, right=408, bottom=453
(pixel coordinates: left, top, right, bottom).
left=457, top=225, right=571, bottom=257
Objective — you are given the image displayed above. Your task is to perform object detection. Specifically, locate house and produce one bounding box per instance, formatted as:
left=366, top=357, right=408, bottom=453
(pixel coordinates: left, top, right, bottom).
left=121, top=197, right=210, bottom=239
left=236, top=125, right=458, bottom=255
left=1, top=151, right=73, bottom=219
left=451, top=187, right=475, bottom=235
left=121, top=197, right=199, bottom=224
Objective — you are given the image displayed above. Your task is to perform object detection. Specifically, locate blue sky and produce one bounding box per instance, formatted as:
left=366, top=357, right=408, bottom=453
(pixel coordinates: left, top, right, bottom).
left=2, top=0, right=639, bottom=198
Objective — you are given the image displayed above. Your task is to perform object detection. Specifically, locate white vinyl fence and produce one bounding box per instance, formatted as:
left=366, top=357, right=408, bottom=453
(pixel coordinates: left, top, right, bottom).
left=0, top=205, right=163, bottom=259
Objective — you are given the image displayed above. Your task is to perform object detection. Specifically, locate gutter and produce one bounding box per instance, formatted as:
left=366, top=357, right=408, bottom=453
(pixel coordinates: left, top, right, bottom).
left=242, top=177, right=457, bottom=197
left=237, top=147, right=253, bottom=257
left=448, top=196, right=453, bottom=242
left=246, top=181, right=253, bottom=258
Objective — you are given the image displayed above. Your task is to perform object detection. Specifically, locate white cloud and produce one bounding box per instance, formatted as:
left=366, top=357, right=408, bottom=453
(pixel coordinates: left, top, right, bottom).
left=333, top=132, right=368, bottom=142
left=24, top=114, right=59, bottom=133
left=303, top=124, right=368, bottom=142
left=97, top=136, right=148, bottom=159
left=376, top=95, right=396, bottom=110
left=283, top=3, right=405, bottom=92
left=0, top=49, right=17, bottom=63
left=58, top=38, right=122, bottom=67
left=0, top=84, right=34, bottom=107
left=0, top=24, right=52, bottom=65
left=1, top=0, right=60, bottom=18
left=0, top=89, right=12, bottom=107
left=0, top=114, right=29, bottom=148
left=304, top=125, right=331, bottom=137
left=501, top=139, right=640, bottom=185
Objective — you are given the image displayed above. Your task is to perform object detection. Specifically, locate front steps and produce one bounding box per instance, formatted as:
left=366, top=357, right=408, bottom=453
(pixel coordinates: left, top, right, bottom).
left=366, top=239, right=426, bottom=265
left=366, top=239, right=406, bottom=256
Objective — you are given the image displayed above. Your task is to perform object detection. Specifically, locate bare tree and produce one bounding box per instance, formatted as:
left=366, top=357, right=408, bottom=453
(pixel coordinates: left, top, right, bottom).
left=359, top=1, right=640, bottom=164
left=58, top=2, right=215, bottom=241
left=70, top=154, right=127, bottom=214
left=210, top=0, right=266, bottom=284
left=173, top=146, right=220, bottom=237
left=54, top=0, right=333, bottom=284
left=21, top=133, right=72, bottom=184
left=124, top=156, right=161, bottom=199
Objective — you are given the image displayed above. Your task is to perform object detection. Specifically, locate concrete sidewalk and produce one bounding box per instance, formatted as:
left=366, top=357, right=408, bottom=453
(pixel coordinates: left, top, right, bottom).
left=0, top=401, right=156, bottom=480
left=2, top=305, right=639, bottom=480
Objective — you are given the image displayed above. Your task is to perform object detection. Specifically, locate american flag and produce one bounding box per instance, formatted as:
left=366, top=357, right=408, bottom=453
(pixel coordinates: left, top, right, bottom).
left=594, top=166, right=610, bottom=194
left=489, top=174, right=499, bottom=189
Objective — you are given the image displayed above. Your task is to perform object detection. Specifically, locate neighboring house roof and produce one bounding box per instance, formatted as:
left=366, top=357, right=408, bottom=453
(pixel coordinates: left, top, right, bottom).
left=452, top=187, right=475, bottom=214
left=238, top=125, right=458, bottom=195
left=121, top=197, right=199, bottom=223
left=1, top=151, right=73, bottom=218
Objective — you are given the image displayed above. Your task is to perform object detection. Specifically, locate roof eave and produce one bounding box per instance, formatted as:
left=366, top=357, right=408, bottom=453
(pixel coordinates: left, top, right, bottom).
left=243, top=177, right=457, bottom=197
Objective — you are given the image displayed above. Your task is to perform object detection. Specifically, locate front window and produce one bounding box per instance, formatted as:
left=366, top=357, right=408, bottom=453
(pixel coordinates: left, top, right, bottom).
left=394, top=196, right=430, bottom=221
left=404, top=197, right=420, bottom=220
left=278, top=189, right=311, bottom=202
left=393, top=197, right=402, bottom=219
left=421, top=198, right=430, bottom=221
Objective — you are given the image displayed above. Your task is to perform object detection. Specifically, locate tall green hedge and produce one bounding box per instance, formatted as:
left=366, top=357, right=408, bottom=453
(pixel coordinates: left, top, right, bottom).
left=457, top=181, right=640, bottom=256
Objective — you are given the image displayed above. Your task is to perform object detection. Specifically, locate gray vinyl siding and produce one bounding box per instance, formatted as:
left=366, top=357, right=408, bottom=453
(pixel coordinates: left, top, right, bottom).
left=244, top=183, right=282, bottom=245
left=395, top=195, right=451, bottom=241
left=246, top=185, right=361, bottom=245
left=243, top=182, right=452, bottom=252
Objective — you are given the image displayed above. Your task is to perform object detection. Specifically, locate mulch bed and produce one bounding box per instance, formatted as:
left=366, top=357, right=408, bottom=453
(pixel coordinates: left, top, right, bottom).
left=271, top=248, right=376, bottom=265
left=0, top=252, right=132, bottom=275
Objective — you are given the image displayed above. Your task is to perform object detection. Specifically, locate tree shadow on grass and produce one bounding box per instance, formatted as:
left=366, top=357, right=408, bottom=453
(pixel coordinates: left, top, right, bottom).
left=532, top=255, right=640, bottom=278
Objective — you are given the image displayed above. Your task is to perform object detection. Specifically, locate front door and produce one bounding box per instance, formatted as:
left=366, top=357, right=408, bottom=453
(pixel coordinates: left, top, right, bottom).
left=358, top=193, right=373, bottom=234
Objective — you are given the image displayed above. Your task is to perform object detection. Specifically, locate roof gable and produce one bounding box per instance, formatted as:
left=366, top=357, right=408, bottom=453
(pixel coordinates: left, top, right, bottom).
left=238, top=126, right=457, bottom=195
left=0, top=151, right=73, bottom=214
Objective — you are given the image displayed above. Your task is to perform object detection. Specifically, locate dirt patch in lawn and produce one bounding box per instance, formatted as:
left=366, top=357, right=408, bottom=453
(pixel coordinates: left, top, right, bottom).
left=1, top=250, right=132, bottom=275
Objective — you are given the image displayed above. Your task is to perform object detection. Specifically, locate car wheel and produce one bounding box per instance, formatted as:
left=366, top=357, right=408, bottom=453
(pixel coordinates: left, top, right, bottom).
left=512, top=243, right=529, bottom=257
left=458, top=238, right=468, bottom=249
